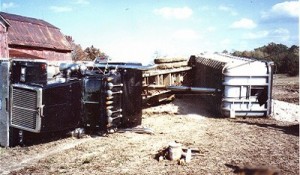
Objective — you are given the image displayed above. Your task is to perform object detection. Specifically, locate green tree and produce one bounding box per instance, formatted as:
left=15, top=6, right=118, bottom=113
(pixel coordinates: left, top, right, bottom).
left=286, top=45, right=299, bottom=76
left=222, top=50, right=228, bottom=54
left=252, top=49, right=265, bottom=59
left=72, top=44, right=86, bottom=61
left=260, top=43, right=289, bottom=73
left=232, top=43, right=298, bottom=76
left=241, top=51, right=252, bottom=58
left=232, top=51, right=242, bottom=57
left=66, top=36, right=86, bottom=61
left=84, top=45, right=108, bottom=61
left=84, top=45, right=98, bottom=60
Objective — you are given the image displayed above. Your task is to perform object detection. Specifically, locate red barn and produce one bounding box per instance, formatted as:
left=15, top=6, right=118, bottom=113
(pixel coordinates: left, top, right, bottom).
left=0, top=12, right=72, bottom=61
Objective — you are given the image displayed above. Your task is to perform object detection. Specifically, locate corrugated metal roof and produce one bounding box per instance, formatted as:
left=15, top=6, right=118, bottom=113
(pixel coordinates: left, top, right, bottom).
left=0, top=12, right=71, bottom=51
left=198, top=53, right=249, bottom=63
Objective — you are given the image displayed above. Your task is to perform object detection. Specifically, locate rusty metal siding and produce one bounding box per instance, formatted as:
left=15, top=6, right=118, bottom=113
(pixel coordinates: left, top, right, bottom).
left=9, top=48, right=72, bottom=61
left=0, top=23, right=9, bottom=58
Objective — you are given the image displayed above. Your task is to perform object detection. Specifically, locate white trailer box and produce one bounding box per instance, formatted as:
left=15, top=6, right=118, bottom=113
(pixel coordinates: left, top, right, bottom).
left=189, top=54, right=274, bottom=117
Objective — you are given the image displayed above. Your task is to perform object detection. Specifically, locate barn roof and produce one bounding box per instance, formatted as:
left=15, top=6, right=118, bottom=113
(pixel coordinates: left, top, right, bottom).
left=0, top=12, right=71, bottom=51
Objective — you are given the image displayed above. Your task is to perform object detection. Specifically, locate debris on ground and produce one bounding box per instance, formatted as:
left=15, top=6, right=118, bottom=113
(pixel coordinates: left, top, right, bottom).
left=117, top=126, right=154, bottom=135
left=155, top=141, right=200, bottom=165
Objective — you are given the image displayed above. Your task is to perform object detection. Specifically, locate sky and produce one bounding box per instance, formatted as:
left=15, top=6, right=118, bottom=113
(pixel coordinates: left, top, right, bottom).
left=0, top=0, right=299, bottom=64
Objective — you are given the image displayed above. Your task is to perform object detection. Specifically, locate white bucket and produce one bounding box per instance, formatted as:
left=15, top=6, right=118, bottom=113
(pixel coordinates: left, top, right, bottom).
left=168, top=142, right=182, bottom=160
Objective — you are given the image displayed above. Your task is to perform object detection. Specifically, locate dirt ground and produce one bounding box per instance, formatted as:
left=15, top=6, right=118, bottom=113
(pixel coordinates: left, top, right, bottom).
left=0, top=74, right=299, bottom=175
left=273, top=74, right=299, bottom=104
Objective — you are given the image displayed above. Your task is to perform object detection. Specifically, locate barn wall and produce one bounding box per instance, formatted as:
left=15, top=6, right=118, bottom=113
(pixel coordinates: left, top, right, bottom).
left=0, top=23, right=8, bottom=58
left=9, top=47, right=72, bottom=61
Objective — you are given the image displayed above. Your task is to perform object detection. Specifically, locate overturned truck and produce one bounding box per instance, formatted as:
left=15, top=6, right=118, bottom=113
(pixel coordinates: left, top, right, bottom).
left=0, top=54, right=274, bottom=147
left=0, top=59, right=143, bottom=147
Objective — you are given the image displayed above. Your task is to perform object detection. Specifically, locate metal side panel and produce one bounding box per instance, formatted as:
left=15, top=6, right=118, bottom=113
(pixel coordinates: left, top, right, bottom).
left=266, top=62, right=274, bottom=116
left=0, top=61, right=10, bottom=147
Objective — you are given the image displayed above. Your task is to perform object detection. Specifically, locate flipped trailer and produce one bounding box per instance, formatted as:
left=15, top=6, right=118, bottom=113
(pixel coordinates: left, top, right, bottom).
left=142, top=54, right=274, bottom=118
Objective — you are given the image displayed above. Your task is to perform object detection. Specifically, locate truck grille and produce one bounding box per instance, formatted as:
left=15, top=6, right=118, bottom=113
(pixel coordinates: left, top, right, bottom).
left=11, top=87, right=38, bottom=130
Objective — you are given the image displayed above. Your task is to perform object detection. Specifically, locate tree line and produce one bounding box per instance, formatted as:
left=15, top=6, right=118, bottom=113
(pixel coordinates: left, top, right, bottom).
left=229, top=43, right=299, bottom=76
left=68, top=37, right=108, bottom=62
left=69, top=37, right=298, bottom=76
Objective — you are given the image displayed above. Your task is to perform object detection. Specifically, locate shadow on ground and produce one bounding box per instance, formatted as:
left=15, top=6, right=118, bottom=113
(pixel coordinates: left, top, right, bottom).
left=234, top=120, right=299, bottom=136
left=225, top=163, right=280, bottom=175
left=20, top=131, right=72, bottom=146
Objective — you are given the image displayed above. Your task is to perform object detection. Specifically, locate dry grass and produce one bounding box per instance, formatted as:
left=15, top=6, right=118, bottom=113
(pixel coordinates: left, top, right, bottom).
left=273, top=74, right=299, bottom=104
